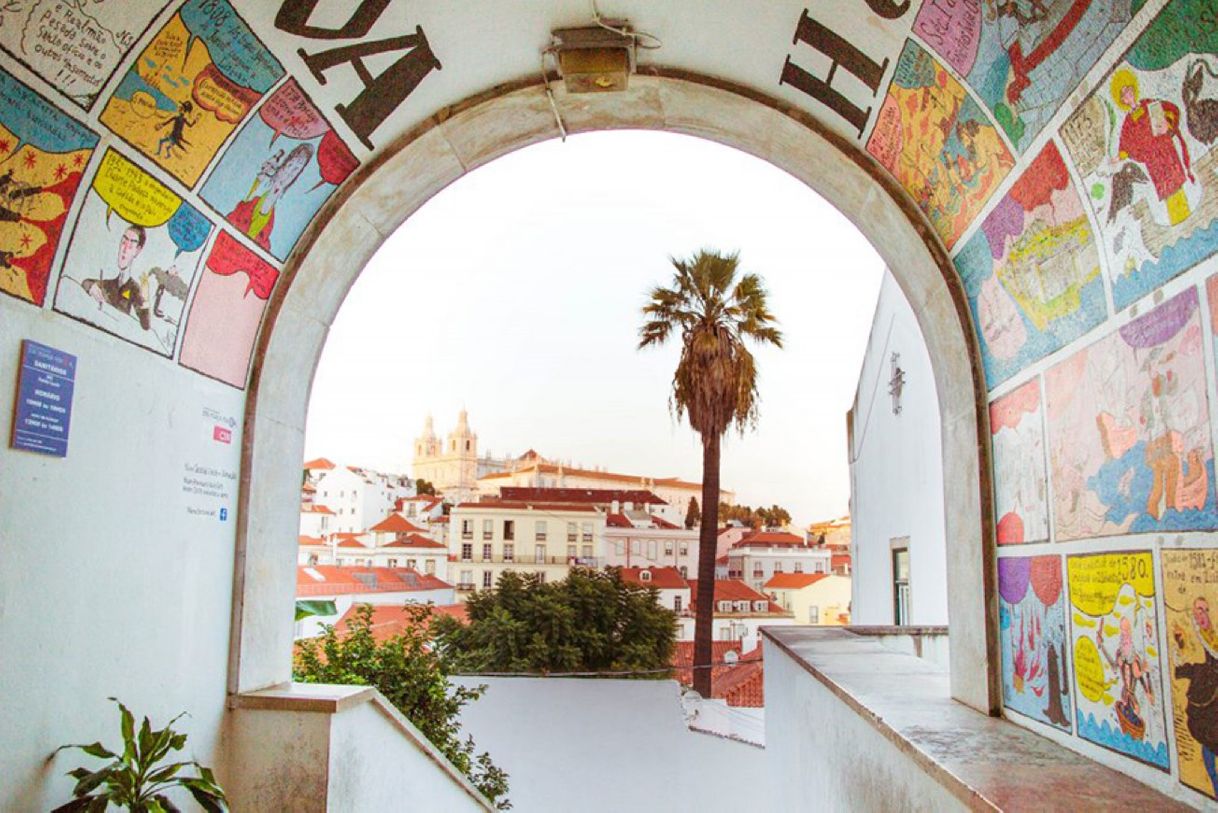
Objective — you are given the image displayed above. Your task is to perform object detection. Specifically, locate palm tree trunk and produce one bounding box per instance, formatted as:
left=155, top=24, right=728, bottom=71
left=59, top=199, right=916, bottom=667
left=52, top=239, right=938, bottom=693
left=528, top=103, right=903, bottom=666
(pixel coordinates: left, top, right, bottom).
left=693, top=431, right=721, bottom=697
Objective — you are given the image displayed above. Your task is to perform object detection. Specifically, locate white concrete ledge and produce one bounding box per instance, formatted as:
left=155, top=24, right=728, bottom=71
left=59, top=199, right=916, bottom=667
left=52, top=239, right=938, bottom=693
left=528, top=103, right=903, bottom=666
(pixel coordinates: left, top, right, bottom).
left=764, top=627, right=1189, bottom=811
left=230, top=683, right=494, bottom=811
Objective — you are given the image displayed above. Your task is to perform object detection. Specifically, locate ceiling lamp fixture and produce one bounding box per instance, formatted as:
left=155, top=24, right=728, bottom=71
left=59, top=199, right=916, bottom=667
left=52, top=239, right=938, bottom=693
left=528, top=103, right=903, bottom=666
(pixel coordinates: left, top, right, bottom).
left=551, top=24, right=636, bottom=94
left=540, top=3, right=662, bottom=139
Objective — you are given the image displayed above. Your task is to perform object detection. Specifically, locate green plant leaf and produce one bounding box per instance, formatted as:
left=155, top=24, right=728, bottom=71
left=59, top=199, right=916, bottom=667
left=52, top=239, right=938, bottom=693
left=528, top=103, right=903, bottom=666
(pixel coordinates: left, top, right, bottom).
left=110, top=698, right=136, bottom=762
left=50, top=796, right=100, bottom=812
left=137, top=716, right=154, bottom=764
left=54, top=741, right=116, bottom=760
left=145, top=761, right=189, bottom=784
left=152, top=794, right=183, bottom=813
left=72, top=762, right=118, bottom=797
left=183, top=782, right=227, bottom=813
left=295, top=600, right=338, bottom=621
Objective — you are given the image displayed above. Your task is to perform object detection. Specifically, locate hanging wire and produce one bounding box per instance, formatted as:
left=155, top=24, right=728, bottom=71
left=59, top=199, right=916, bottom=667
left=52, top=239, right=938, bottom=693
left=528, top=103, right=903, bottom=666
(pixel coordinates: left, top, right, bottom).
left=591, top=0, right=663, bottom=49
left=539, top=48, right=568, bottom=142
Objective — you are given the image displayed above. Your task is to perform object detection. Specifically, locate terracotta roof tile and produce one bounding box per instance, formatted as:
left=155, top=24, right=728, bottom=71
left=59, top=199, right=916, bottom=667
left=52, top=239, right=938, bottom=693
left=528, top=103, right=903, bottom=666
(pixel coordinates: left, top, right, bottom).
left=299, top=535, right=324, bottom=546
left=764, top=573, right=829, bottom=590
left=301, top=503, right=335, bottom=515
left=369, top=513, right=427, bottom=533
left=297, top=566, right=452, bottom=596
left=499, top=487, right=667, bottom=505
left=619, top=566, right=689, bottom=590
left=454, top=500, right=600, bottom=514
left=303, top=457, right=336, bottom=470
left=336, top=602, right=468, bottom=643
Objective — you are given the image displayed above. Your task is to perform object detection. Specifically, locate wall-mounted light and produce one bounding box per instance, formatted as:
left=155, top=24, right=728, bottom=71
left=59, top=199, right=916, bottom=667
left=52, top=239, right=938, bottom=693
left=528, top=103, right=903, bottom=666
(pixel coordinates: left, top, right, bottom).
left=551, top=25, right=635, bottom=93
left=888, top=352, right=905, bottom=415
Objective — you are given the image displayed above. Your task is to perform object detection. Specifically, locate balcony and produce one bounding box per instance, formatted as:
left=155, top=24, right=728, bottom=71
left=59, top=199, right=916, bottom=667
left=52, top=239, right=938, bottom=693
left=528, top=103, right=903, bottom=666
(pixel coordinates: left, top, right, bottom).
left=762, top=626, right=1186, bottom=810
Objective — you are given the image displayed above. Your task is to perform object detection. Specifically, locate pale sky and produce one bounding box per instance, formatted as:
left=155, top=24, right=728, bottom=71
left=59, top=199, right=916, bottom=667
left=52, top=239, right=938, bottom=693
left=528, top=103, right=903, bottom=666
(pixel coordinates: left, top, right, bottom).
left=304, top=130, right=885, bottom=527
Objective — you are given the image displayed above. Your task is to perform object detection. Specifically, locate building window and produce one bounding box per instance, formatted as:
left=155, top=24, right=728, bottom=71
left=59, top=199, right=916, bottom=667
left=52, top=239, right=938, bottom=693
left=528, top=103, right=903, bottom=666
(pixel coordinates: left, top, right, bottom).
left=483, top=570, right=493, bottom=589
left=466, top=440, right=471, bottom=451
left=568, top=544, right=577, bottom=560
left=504, top=544, right=514, bottom=562
left=794, top=561, right=803, bottom=573
left=307, top=554, right=318, bottom=565
left=679, top=542, right=688, bottom=556
left=774, top=562, right=784, bottom=573
left=674, top=595, right=682, bottom=612
left=535, top=521, right=547, bottom=541
left=753, top=601, right=767, bottom=612
left=537, top=571, right=547, bottom=583
left=567, top=522, right=577, bottom=542
left=809, top=605, right=820, bottom=624
left=461, top=543, right=472, bottom=561
left=664, top=540, right=674, bottom=555
left=460, top=569, right=473, bottom=587
left=718, top=627, right=731, bottom=640
left=718, top=600, right=731, bottom=612
left=482, top=543, right=492, bottom=562
left=482, top=519, right=493, bottom=540
left=631, top=540, right=641, bottom=555
left=892, top=542, right=911, bottom=625
left=735, top=600, right=749, bottom=612
left=388, top=558, right=398, bottom=568
left=425, top=559, right=435, bottom=575
left=407, top=558, right=417, bottom=570
left=582, top=545, right=593, bottom=560
left=646, top=540, right=657, bottom=560
left=640, top=570, right=652, bottom=582
left=461, top=519, right=473, bottom=540
left=679, top=565, right=688, bottom=578
left=535, top=544, right=546, bottom=564
left=752, top=565, right=763, bottom=578
left=581, top=522, right=593, bottom=543
left=504, top=520, right=514, bottom=540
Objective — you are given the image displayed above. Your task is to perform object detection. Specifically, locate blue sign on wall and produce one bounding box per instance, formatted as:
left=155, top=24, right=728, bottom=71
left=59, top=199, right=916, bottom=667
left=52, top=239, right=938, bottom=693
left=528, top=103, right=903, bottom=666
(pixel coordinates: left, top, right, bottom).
left=10, top=340, right=76, bottom=457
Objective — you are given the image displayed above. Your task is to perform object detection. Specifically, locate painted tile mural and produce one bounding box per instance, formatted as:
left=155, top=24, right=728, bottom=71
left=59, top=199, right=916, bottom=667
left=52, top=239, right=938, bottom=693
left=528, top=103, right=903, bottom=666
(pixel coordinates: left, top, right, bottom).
left=867, top=39, right=1014, bottom=249
left=1000, top=555, right=1072, bottom=730
left=913, top=0, right=1138, bottom=155
left=1162, top=549, right=1218, bottom=800
left=1068, top=551, right=1168, bottom=769
left=200, top=80, right=358, bottom=262
left=178, top=230, right=277, bottom=388
left=0, top=2, right=169, bottom=110
left=1046, top=288, right=1218, bottom=541
left=0, top=66, right=97, bottom=306
left=956, top=141, right=1106, bottom=387
left=53, top=150, right=211, bottom=356
left=99, top=0, right=284, bottom=188
left=1060, top=0, right=1218, bottom=311
left=991, top=379, right=1049, bottom=545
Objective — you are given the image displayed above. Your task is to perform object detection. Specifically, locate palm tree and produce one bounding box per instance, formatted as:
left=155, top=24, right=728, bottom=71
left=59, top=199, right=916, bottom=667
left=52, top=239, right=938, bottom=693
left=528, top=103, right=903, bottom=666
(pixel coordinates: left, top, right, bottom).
left=638, top=248, right=782, bottom=696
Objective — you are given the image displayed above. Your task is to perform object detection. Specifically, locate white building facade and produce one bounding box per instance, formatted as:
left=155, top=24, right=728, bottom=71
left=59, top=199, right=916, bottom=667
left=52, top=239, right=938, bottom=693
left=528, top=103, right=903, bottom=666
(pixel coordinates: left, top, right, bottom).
left=448, top=500, right=606, bottom=595
left=847, top=270, right=947, bottom=626
left=725, top=532, right=834, bottom=594
left=313, top=465, right=415, bottom=535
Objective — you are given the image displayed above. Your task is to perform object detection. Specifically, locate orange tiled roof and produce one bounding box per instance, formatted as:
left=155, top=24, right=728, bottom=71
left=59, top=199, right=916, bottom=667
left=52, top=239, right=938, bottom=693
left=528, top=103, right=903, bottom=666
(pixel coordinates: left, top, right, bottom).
left=303, top=457, right=336, bottom=470
left=296, top=566, right=452, bottom=596
left=687, top=579, right=788, bottom=615
left=606, top=513, right=633, bottom=528
left=336, top=603, right=468, bottom=643
left=301, top=503, right=335, bottom=515
left=479, top=462, right=706, bottom=491
left=764, top=573, right=829, bottom=590
left=454, top=500, right=600, bottom=514
left=384, top=533, right=446, bottom=550
left=299, top=535, right=324, bottom=546
left=733, top=531, right=808, bottom=548
left=369, top=513, right=426, bottom=533
left=620, top=566, right=689, bottom=590
left=499, top=487, right=667, bottom=505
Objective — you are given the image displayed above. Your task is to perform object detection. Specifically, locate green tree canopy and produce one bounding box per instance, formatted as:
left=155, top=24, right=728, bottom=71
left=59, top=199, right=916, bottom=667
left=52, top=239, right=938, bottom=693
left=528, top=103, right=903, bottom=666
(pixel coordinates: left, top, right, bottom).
left=433, top=569, right=677, bottom=676
left=295, top=604, right=510, bottom=808
left=415, top=478, right=437, bottom=496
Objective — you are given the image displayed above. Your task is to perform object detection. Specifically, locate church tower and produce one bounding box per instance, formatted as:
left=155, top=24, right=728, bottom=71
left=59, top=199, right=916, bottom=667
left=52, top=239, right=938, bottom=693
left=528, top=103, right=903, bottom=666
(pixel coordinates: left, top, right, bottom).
left=411, top=410, right=481, bottom=501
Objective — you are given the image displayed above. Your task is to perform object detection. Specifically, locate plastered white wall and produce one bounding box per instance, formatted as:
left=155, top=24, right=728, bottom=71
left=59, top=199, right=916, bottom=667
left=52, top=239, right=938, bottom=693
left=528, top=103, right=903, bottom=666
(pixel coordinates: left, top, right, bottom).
left=849, top=270, right=948, bottom=626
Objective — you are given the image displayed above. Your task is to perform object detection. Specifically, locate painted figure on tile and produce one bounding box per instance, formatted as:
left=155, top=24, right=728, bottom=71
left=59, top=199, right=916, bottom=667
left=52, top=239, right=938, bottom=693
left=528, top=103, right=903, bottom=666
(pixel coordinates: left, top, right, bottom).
left=227, top=143, right=312, bottom=252
left=1096, top=614, right=1157, bottom=739
left=1113, top=69, right=1196, bottom=226
left=83, top=225, right=151, bottom=330
left=155, top=100, right=198, bottom=160
left=1173, top=596, right=1218, bottom=794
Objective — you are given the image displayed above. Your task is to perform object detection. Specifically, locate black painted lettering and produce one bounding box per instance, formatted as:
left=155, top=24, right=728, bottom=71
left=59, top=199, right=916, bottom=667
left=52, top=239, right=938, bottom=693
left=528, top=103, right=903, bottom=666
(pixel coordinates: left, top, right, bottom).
left=865, top=0, right=910, bottom=19
left=275, top=0, right=391, bottom=40
left=779, top=9, right=888, bottom=138
left=297, top=26, right=442, bottom=150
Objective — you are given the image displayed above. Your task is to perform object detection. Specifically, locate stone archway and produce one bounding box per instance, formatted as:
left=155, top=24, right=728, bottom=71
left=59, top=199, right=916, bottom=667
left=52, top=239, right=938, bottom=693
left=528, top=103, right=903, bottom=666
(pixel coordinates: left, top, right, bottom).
left=233, top=71, right=997, bottom=713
